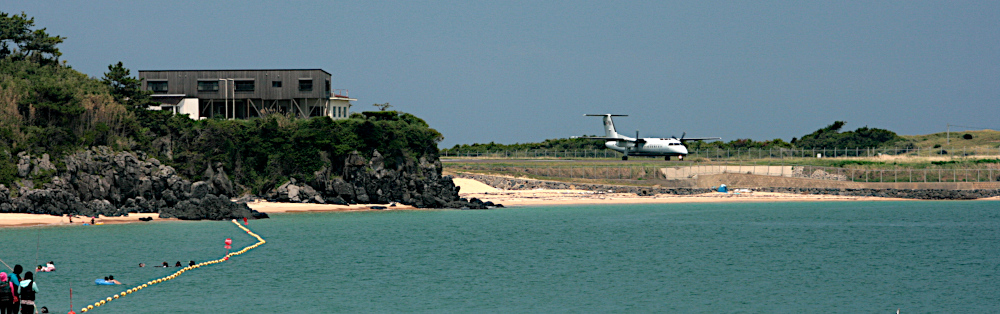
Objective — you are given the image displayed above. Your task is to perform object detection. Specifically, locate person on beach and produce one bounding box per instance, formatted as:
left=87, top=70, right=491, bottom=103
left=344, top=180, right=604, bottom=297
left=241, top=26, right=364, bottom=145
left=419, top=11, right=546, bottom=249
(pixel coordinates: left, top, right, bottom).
left=0, top=272, right=18, bottom=314
left=17, top=272, right=37, bottom=314
left=108, top=276, right=121, bottom=285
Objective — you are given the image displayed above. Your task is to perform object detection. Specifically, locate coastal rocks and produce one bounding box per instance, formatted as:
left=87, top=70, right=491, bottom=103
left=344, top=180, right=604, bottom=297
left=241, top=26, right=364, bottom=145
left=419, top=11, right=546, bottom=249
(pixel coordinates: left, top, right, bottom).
left=267, top=150, right=490, bottom=209
left=457, top=173, right=713, bottom=196
left=160, top=194, right=253, bottom=220
left=0, top=147, right=254, bottom=220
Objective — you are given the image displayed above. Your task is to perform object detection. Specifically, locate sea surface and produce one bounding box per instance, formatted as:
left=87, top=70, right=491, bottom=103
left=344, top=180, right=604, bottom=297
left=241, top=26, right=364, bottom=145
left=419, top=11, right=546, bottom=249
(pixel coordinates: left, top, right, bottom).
left=0, top=201, right=998, bottom=313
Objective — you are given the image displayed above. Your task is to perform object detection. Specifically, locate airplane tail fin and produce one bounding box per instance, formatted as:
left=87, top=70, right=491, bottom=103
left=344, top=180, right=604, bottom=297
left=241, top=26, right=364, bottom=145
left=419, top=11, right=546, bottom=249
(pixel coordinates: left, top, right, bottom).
left=585, top=114, right=627, bottom=138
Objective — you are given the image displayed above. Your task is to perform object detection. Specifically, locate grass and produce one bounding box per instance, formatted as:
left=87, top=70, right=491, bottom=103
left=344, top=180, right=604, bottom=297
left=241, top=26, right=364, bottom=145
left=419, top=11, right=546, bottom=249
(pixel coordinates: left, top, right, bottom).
left=902, top=129, right=1000, bottom=149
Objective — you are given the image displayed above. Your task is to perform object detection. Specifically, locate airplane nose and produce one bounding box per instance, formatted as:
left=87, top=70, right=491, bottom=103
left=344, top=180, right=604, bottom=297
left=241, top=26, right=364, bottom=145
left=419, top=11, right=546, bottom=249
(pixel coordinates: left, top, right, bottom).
left=680, top=146, right=689, bottom=155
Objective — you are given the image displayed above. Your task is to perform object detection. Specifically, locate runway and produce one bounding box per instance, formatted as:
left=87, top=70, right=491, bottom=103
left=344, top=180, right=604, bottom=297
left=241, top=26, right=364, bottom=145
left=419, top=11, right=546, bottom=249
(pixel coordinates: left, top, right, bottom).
left=441, top=158, right=696, bottom=164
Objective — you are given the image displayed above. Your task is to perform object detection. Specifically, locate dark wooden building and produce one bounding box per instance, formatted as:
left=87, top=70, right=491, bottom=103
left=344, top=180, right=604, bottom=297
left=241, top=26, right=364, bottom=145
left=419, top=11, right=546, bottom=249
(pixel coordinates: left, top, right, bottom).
left=138, top=69, right=354, bottom=120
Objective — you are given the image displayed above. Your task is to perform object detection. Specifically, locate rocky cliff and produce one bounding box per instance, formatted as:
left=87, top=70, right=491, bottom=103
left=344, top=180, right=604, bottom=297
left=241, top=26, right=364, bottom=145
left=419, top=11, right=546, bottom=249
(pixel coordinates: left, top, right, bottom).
left=0, top=147, right=254, bottom=220
left=0, top=147, right=491, bottom=220
left=267, top=150, right=491, bottom=209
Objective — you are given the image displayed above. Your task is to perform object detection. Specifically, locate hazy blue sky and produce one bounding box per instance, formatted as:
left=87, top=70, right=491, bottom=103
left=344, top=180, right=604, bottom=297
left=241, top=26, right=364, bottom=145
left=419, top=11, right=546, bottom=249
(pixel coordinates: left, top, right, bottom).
left=9, top=1, right=999, bottom=147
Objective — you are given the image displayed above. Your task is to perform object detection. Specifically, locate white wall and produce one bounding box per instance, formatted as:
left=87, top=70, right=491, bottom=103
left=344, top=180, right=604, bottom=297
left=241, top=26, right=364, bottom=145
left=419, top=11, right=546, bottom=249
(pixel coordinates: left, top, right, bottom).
left=329, top=98, right=352, bottom=119
left=177, top=98, right=200, bottom=119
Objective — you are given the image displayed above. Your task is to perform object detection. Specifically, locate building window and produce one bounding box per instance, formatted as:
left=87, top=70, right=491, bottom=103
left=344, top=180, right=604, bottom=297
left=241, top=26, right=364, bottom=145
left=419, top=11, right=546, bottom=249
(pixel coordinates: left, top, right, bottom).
left=148, top=81, right=168, bottom=93
left=272, top=81, right=282, bottom=88
left=198, top=81, right=219, bottom=92
left=325, top=79, right=331, bottom=92
left=298, top=79, right=313, bottom=92
left=234, top=80, right=254, bottom=92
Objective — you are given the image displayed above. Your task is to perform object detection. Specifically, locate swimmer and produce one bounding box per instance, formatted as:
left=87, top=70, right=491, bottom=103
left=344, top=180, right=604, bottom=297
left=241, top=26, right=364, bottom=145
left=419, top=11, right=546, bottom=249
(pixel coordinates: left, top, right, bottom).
left=108, top=275, right=122, bottom=285
left=139, top=263, right=145, bottom=267
left=189, top=260, right=196, bottom=266
left=175, top=261, right=182, bottom=267
left=158, top=262, right=169, bottom=267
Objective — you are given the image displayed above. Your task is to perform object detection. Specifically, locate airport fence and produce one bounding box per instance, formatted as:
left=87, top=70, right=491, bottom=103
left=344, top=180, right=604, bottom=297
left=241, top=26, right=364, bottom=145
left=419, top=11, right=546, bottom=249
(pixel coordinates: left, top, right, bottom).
left=440, top=146, right=1000, bottom=160
left=448, top=163, right=1000, bottom=183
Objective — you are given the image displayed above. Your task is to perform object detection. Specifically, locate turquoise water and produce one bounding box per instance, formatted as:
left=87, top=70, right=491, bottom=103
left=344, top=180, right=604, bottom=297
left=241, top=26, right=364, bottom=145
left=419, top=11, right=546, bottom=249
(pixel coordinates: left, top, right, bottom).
left=1, top=201, right=998, bottom=313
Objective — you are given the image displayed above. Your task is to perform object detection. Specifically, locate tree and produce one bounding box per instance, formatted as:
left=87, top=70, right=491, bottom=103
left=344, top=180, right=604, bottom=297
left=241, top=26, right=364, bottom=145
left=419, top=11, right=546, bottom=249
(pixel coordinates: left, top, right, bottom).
left=101, top=61, right=152, bottom=111
left=372, top=102, right=392, bottom=111
left=0, top=12, right=64, bottom=65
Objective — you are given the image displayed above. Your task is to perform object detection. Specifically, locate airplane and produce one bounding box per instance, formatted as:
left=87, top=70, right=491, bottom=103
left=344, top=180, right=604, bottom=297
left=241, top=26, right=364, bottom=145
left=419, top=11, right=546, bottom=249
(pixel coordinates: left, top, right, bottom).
left=572, top=114, right=720, bottom=161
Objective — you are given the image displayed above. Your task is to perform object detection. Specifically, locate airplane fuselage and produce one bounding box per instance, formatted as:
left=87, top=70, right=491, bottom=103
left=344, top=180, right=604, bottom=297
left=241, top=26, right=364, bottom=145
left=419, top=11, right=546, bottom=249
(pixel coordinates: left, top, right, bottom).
left=605, top=137, right=688, bottom=157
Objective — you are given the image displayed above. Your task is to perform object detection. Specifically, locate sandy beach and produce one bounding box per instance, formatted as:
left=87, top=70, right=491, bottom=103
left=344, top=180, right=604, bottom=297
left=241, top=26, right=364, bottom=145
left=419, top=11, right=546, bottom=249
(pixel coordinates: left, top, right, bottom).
left=0, top=213, right=171, bottom=228
left=451, top=178, right=915, bottom=206
left=0, top=177, right=992, bottom=228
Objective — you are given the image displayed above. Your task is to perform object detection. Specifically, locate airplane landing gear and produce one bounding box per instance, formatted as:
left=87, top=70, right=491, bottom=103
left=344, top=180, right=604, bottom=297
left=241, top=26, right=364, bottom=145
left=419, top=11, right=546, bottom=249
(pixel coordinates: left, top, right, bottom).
left=664, top=156, right=671, bottom=161
left=679, top=155, right=685, bottom=160
left=622, top=156, right=629, bottom=161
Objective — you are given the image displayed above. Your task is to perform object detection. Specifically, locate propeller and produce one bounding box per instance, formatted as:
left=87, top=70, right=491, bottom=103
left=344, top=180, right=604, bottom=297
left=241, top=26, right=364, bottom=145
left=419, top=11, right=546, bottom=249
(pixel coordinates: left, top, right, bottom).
left=680, top=132, right=686, bottom=141
left=635, top=130, right=646, bottom=144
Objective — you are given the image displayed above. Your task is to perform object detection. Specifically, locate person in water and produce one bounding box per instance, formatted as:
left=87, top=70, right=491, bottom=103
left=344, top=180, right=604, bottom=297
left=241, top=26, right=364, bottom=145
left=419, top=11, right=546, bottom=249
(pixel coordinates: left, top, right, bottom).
left=35, top=262, right=54, bottom=272
left=158, top=262, right=169, bottom=267
left=17, top=272, right=37, bottom=314
left=107, top=276, right=121, bottom=285
left=174, top=261, right=182, bottom=267
left=188, top=261, right=196, bottom=266
left=0, top=272, right=18, bottom=314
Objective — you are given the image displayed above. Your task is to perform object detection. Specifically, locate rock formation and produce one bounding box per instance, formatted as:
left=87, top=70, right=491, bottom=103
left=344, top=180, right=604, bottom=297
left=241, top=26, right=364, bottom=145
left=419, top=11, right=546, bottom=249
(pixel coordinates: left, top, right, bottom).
left=268, top=150, right=492, bottom=209
left=0, top=147, right=255, bottom=220
left=0, top=147, right=494, bottom=219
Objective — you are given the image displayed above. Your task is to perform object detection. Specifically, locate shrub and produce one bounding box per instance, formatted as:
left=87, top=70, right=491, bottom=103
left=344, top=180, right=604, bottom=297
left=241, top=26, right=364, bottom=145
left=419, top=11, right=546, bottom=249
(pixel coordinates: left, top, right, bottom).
left=963, top=133, right=973, bottom=140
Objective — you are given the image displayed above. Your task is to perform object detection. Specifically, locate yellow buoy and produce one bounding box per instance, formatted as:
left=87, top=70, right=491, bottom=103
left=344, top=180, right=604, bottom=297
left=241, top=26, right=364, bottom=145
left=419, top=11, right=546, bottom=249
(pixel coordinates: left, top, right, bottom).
left=106, top=297, right=112, bottom=302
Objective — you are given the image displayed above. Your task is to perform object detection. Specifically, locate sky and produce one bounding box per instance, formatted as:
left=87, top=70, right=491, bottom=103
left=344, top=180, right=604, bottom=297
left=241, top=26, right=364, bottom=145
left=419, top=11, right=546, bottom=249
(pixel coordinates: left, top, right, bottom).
left=8, top=1, right=999, bottom=147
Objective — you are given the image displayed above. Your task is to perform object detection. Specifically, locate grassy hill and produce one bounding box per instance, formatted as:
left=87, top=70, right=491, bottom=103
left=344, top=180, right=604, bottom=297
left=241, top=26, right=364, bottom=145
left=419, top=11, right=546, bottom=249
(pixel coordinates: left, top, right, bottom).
left=902, top=129, right=1000, bottom=149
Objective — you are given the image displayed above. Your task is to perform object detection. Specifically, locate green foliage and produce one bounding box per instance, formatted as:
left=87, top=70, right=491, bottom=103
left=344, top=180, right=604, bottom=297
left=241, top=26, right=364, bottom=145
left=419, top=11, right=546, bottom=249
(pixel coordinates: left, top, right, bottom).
left=154, top=112, right=444, bottom=194
left=441, top=137, right=608, bottom=154
left=794, top=121, right=904, bottom=149
left=932, top=159, right=1000, bottom=165
left=0, top=11, right=64, bottom=65
left=102, top=61, right=155, bottom=112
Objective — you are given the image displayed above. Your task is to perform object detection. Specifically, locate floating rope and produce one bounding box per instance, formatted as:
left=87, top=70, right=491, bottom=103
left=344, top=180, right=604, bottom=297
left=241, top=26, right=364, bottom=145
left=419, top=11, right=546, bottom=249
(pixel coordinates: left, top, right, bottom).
left=78, top=220, right=266, bottom=313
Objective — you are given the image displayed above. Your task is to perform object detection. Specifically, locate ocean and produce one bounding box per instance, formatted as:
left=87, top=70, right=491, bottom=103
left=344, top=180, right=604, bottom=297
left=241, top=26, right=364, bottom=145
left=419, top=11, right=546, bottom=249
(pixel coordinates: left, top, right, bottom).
left=1, top=201, right=998, bottom=313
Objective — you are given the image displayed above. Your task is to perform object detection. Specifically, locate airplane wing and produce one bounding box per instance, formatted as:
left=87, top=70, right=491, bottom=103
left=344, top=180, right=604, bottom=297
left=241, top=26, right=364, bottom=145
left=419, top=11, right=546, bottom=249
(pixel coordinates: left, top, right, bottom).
left=571, top=136, right=644, bottom=143
left=679, top=137, right=721, bottom=142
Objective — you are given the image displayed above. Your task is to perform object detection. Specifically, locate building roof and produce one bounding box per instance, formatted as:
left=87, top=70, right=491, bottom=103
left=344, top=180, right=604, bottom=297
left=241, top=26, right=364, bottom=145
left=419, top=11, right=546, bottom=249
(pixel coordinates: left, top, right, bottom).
left=139, top=69, right=331, bottom=75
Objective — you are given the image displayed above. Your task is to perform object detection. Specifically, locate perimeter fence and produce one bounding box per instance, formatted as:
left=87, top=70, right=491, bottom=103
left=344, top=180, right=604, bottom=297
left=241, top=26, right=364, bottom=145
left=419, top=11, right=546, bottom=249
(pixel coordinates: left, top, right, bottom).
left=449, top=163, right=1000, bottom=183
left=440, top=146, right=1000, bottom=160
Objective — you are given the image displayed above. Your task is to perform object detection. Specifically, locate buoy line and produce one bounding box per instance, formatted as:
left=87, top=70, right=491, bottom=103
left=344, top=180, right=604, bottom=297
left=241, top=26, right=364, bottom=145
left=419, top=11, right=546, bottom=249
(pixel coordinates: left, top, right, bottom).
left=78, top=219, right=266, bottom=313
